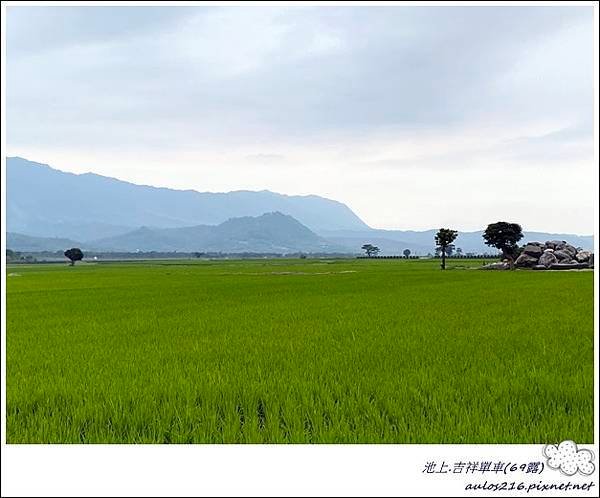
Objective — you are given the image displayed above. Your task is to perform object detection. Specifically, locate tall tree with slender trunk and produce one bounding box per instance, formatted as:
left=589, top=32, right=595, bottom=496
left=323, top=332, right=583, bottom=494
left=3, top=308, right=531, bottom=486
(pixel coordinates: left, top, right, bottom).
left=435, top=229, right=458, bottom=270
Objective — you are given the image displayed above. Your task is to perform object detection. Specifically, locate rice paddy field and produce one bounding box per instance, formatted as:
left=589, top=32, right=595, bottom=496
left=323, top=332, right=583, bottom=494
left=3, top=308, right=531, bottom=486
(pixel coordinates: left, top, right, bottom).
left=5, top=258, right=594, bottom=443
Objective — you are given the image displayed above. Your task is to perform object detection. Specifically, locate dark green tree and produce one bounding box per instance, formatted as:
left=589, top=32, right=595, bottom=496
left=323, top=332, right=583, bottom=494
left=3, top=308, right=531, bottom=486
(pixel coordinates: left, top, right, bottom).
left=482, top=222, right=523, bottom=269
left=64, top=247, right=84, bottom=266
left=435, top=228, right=458, bottom=270
left=361, top=244, right=380, bottom=257
left=403, top=249, right=411, bottom=259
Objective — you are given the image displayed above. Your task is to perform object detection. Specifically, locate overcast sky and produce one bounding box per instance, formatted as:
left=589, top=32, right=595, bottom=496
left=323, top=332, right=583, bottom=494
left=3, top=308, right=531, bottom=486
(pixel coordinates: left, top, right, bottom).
left=6, top=5, right=596, bottom=233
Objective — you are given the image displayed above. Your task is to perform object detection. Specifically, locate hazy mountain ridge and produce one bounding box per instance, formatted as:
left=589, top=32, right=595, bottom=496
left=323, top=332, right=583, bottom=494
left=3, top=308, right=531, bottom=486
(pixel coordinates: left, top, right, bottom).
left=8, top=212, right=348, bottom=254
left=6, top=157, right=593, bottom=255
left=7, top=232, right=83, bottom=252
left=91, top=212, right=346, bottom=252
left=7, top=157, right=369, bottom=238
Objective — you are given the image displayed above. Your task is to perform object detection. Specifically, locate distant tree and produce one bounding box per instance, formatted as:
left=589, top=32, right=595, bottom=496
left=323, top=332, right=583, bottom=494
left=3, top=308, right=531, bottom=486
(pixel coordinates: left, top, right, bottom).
left=64, top=247, right=84, bottom=266
left=361, top=244, right=380, bottom=257
left=435, top=228, right=458, bottom=270
left=193, top=252, right=206, bottom=258
left=446, top=244, right=455, bottom=257
left=482, top=222, right=523, bottom=270
left=403, top=249, right=411, bottom=259
left=361, top=244, right=373, bottom=257
left=456, top=247, right=463, bottom=256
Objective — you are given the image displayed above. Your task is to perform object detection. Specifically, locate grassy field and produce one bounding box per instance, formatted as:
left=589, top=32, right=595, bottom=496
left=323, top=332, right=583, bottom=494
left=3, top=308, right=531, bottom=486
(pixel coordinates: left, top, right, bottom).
left=6, top=258, right=594, bottom=443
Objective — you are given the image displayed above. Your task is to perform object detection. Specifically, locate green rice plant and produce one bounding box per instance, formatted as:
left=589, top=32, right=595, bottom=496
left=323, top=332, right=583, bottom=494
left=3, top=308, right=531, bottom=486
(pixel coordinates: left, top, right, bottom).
left=6, top=258, right=594, bottom=443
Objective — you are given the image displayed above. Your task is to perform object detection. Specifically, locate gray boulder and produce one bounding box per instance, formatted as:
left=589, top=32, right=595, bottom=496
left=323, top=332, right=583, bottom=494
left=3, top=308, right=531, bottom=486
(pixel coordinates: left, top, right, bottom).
left=545, top=240, right=565, bottom=250
left=575, top=250, right=592, bottom=263
left=532, top=264, right=548, bottom=270
left=556, top=243, right=577, bottom=257
left=523, top=244, right=543, bottom=257
left=550, top=262, right=590, bottom=270
left=515, top=253, right=539, bottom=267
left=539, top=251, right=558, bottom=268
left=589, top=253, right=594, bottom=268
left=554, top=250, right=572, bottom=261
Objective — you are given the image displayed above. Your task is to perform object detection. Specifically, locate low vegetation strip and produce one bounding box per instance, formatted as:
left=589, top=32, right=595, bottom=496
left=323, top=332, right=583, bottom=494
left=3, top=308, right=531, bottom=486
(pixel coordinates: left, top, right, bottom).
left=6, top=258, right=593, bottom=443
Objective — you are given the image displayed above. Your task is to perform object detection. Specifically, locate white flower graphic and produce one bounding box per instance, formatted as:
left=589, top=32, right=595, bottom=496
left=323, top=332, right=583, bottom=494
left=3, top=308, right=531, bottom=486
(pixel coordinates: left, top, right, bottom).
left=544, top=440, right=595, bottom=476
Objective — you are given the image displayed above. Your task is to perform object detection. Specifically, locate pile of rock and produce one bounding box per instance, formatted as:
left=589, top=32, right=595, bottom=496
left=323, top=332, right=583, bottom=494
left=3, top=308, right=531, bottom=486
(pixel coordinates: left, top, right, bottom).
left=515, top=240, right=594, bottom=270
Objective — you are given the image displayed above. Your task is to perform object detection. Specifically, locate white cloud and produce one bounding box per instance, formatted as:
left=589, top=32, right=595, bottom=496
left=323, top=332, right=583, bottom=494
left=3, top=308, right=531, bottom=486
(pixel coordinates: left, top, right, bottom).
left=5, top=6, right=596, bottom=234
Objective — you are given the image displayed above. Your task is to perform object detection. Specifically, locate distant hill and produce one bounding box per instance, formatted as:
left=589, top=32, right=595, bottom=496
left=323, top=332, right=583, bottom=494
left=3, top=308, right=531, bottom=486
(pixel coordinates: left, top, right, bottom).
left=6, top=157, right=369, bottom=239
left=7, top=232, right=82, bottom=252
left=8, top=212, right=349, bottom=254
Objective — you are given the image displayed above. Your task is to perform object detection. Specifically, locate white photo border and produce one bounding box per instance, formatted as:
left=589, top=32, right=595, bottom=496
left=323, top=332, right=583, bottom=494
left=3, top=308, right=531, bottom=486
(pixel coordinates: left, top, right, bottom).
left=1, top=1, right=598, bottom=496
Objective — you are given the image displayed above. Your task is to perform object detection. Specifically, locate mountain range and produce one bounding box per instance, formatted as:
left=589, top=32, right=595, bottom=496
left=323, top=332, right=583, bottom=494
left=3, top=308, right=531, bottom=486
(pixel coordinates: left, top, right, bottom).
left=7, top=212, right=345, bottom=254
left=7, top=157, right=367, bottom=239
left=6, top=157, right=594, bottom=255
